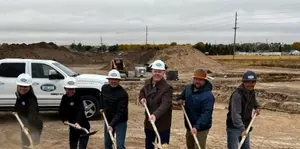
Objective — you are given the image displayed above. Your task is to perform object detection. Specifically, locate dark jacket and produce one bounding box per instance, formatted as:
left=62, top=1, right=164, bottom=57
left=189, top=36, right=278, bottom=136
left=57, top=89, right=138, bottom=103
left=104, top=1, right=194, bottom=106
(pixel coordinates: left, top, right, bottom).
left=226, top=84, right=260, bottom=130
left=139, top=78, right=173, bottom=132
left=177, top=80, right=215, bottom=131
left=13, top=89, right=43, bottom=132
left=59, top=93, right=90, bottom=129
left=100, top=84, right=129, bottom=128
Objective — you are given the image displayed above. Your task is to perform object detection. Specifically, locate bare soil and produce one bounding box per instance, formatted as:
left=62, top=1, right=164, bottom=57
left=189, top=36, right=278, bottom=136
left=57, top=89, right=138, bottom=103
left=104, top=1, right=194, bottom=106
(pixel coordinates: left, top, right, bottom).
left=1, top=65, right=300, bottom=149
left=1, top=103, right=300, bottom=149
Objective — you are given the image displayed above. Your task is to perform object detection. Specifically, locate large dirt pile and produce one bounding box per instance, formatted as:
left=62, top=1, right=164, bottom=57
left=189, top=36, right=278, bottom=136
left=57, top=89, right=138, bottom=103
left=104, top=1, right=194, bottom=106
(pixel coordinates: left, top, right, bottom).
left=0, top=42, right=113, bottom=64
left=150, top=45, right=226, bottom=73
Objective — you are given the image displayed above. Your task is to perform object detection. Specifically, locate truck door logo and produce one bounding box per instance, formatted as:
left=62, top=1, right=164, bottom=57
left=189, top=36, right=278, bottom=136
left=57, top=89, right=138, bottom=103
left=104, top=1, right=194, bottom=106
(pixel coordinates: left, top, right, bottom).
left=40, top=84, right=56, bottom=92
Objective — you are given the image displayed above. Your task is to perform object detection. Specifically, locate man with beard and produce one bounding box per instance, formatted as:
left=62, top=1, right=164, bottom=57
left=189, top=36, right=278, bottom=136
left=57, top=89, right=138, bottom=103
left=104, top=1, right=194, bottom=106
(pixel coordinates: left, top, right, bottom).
left=177, top=69, right=215, bottom=149
left=226, top=71, right=261, bottom=149
left=139, top=60, right=173, bottom=149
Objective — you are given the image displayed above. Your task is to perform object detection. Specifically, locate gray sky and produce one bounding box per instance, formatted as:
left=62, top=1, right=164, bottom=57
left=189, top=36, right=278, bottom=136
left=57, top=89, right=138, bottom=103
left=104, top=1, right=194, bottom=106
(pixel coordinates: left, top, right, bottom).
left=0, top=0, right=299, bottom=45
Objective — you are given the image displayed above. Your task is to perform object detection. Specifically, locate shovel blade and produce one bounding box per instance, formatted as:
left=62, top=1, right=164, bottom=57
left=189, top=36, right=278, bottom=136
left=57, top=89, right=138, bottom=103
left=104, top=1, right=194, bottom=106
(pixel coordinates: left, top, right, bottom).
left=80, top=131, right=98, bottom=137
left=152, top=142, right=169, bottom=149
left=23, top=145, right=35, bottom=149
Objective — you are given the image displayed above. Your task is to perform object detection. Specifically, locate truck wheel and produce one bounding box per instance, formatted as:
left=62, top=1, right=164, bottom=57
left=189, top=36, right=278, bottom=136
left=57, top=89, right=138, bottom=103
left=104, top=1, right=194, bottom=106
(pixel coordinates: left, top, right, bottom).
left=82, top=95, right=99, bottom=120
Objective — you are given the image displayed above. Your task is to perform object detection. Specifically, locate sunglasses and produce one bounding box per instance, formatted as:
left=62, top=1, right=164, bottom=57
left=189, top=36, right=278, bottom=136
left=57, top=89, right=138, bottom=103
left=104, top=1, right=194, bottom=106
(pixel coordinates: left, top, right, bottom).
left=19, top=86, right=30, bottom=88
left=243, top=81, right=256, bottom=83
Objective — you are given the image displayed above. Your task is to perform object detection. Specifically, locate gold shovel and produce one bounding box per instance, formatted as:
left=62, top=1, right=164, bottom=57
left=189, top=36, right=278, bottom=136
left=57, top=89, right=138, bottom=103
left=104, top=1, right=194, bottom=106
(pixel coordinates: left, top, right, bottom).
left=238, top=113, right=257, bottom=149
left=181, top=105, right=201, bottom=149
left=12, top=112, right=35, bottom=149
left=101, top=111, right=117, bottom=149
left=143, top=102, right=169, bottom=149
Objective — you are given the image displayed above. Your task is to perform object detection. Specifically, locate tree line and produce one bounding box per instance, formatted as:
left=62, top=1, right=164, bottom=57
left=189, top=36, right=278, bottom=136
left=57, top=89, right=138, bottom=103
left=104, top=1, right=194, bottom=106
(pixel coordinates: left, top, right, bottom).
left=70, top=41, right=300, bottom=55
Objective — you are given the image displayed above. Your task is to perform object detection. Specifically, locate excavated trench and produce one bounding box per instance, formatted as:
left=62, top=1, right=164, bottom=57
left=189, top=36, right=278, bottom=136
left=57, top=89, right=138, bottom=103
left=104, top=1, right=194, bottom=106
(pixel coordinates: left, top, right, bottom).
left=123, top=72, right=300, bottom=114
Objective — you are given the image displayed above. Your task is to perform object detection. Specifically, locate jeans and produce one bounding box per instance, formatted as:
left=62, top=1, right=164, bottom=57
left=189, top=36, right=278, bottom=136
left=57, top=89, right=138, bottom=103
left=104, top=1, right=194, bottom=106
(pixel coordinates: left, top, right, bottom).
left=104, top=121, right=127, bottom=149
left=69, top=128, right=89, bottom=149
left=227, top=128, right=250, bottom=149
left=186, top=129, right=209, bottom=149
left=144, top=128, right=170, bottom=149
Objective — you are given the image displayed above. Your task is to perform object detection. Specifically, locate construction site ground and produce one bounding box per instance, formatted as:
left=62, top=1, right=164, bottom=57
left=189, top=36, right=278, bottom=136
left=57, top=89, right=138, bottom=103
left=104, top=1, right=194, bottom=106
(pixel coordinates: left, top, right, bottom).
left=1, top=43, right=300, bottom=148
left=1, top=65, right=300, bottom=149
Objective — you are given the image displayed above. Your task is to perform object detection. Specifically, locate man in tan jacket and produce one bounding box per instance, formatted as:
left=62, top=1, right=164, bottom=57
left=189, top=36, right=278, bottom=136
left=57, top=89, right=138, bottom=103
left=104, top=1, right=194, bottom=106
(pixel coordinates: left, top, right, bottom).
left=139, top=60, right=173, bottom=149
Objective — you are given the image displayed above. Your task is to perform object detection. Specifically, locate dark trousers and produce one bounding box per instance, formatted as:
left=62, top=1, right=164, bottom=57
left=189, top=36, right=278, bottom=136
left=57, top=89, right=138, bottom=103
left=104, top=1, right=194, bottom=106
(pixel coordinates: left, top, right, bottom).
left=69, top=128, right=89, bottom=149
left=144, top=128, right=170, bottom=149
left=104, top=121, right=127, bottom=149
left=20, top=117, right=42, bottom=149
left=21, top=129, right=41, bottom=149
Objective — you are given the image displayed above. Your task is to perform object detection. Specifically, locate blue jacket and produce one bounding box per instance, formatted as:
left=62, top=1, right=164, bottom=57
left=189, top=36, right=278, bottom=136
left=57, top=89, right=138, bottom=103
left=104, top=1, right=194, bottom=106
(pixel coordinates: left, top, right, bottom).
left=177, top=80, right=215, bottom=131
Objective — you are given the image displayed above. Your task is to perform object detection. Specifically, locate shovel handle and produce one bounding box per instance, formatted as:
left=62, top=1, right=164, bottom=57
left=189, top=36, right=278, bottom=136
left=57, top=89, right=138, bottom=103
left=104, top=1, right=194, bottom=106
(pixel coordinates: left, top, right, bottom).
left=181, top=105, right=201, bottom=149
left=12, top=112, right=35, bottom=149
left=142, top=102, right=163, bottom=147
left=238, top=113, right=257, bottom=149
left=101, top=112, right=117, bottom=149
left=64, top=122, right=90, bottom=134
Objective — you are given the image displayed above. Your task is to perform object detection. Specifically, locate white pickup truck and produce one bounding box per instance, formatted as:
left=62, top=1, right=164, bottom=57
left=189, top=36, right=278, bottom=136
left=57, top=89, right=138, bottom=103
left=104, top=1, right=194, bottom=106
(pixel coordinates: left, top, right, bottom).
left=0, top=58, right=108, bottom=119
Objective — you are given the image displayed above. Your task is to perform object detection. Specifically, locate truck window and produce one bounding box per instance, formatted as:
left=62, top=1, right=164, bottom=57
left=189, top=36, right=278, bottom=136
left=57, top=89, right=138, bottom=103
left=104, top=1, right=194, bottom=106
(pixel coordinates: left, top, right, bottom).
left=31, top=63, right=57, bottom=78
left=0, top=63, right=26, bottom=77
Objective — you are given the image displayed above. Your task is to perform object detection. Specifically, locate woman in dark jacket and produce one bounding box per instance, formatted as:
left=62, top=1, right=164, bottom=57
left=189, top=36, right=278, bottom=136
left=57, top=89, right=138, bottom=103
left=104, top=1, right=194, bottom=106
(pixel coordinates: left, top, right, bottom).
left=13, top=73, right=43, bottom=149
left=59, top=78, right=90, bottom=149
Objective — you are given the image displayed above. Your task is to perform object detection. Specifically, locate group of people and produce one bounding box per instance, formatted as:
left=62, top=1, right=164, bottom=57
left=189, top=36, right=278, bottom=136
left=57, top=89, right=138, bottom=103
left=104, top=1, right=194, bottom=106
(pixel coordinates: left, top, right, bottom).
left=12, top=59, right=260, bottom=149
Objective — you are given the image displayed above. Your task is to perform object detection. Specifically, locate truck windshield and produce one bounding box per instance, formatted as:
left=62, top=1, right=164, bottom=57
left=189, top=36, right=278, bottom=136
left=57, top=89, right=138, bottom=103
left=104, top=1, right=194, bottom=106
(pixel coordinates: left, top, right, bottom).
left=52, top=62, right=79, bottom=77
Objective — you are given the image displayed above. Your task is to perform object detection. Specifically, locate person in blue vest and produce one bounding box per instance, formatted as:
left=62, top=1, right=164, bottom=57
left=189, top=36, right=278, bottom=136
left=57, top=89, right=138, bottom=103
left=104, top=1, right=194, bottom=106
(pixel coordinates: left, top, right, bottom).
left=177, top=69, right=215, bottom=149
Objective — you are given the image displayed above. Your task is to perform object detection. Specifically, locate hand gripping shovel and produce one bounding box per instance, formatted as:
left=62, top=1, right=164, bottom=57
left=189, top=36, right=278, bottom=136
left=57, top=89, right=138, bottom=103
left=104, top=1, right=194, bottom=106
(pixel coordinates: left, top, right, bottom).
left=64, top=122, right=98, bottom=137
left=101, top=111, right=117, bottom=149
left=143, top=102, right=169, bottom=149
left=12, top=112, right=35, bottom=149
left=181, top=105, right=201, bottom=149
left=238, top=112, right=257, bottom=149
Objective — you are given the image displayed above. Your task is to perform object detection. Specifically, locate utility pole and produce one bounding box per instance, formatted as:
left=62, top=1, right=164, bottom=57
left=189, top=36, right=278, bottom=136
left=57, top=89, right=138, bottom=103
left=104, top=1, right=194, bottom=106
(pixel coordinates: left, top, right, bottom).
left=233, top=12, right=238, bottom=59
left=100, top=36, right=103, bottom=46
left=145, top=25, right=148, bottom=50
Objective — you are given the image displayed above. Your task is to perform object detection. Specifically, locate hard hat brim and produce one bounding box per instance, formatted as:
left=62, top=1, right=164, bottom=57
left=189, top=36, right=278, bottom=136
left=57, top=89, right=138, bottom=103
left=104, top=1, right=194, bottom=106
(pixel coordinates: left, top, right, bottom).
left=151, top=67, right=165, bottom=71
left=16, top=82, right=32, bottom=86
left=106, top=77, right=122, bottom=80
left=64, top=85, right=78, bottom=88
left=193, top=76, right=206, bottom=80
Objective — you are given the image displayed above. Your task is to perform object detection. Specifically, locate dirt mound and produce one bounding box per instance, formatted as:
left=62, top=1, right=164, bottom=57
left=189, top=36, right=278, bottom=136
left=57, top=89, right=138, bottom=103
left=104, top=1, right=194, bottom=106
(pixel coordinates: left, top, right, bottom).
left=0, top=42, right=111, bottom=64
left=149, top=45, right=227, bottom=73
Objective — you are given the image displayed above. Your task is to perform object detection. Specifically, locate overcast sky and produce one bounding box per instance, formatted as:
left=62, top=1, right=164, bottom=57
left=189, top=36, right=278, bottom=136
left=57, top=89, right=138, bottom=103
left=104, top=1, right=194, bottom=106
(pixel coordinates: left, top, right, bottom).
left=0, top=0, right=299, bottom=45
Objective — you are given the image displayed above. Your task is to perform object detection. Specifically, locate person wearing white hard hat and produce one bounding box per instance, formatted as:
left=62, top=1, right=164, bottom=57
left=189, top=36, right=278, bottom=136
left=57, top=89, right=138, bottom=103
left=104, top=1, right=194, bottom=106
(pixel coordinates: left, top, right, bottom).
left=13, top=73, right=43, bottom=149
left=139, top=60, right=173, bottom=149
left=100, top=69, right=129, bottom=149
left=59, top=78, right=90, bottom=149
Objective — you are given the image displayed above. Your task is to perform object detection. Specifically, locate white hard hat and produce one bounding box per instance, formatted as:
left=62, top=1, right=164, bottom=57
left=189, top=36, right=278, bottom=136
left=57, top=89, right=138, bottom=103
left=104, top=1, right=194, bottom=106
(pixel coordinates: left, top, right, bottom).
left=64, top=77, right=77, bottom=88
left=151, top=60, right=165, bottom=70
left=16, top=73, right=33, bottom=86
left=107, top=69, right=121, bottom=80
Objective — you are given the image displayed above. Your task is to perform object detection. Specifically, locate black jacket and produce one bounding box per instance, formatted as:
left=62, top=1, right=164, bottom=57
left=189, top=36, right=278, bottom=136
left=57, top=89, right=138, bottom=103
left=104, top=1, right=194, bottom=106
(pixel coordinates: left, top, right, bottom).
left=100, top=84, right=128, bottom=128
left=226, top=84, right=260, bottom=129
left=59, top=93, right=90, bottom=129
left=13, top=89, right=43, bottom=131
